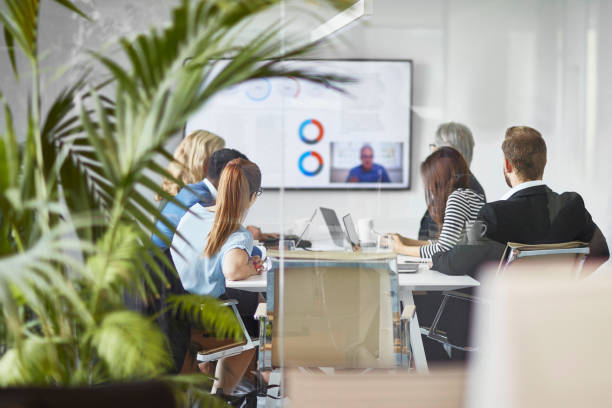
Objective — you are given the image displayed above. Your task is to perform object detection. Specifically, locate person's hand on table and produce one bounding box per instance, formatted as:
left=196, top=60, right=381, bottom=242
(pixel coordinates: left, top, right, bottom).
left=249, top=256, right=264, bottom=275
left=391, top=234, right=405, bottom=253
left=247, top=225, right=279, bottom=241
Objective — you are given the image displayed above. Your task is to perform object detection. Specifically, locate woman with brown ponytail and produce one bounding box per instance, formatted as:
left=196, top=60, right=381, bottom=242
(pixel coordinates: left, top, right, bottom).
left=170, top=158, right=263, bottom=395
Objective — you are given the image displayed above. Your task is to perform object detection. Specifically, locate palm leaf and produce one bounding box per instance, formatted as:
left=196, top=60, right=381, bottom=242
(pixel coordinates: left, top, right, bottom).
left=50, top=0, right=90, bottom=21
left=91, top=310, right=171, bottom=379
left=167, top=294, right=242, bottom=340
left=3, top=25, right=17, bottom=79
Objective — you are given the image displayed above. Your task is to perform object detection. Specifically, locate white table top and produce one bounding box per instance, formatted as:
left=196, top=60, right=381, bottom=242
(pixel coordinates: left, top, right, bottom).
left=226, top=264, right=479, bottom=292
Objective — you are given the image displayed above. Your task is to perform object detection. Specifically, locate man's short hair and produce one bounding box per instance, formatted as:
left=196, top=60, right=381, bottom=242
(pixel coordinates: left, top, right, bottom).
left=207, top=148, right=248, bottom=182
left=434, top=122, right=474, bottom=166
left=502, top=126, right=547, bottom=180
left=360, top=144, right=373, bottom=156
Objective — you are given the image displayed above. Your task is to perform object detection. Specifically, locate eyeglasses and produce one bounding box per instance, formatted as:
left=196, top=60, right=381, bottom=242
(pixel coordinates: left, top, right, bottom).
left=255, top=187, right=263, bottom=197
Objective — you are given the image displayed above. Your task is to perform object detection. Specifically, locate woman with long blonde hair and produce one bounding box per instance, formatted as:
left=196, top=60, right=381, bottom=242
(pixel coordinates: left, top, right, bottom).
left=152, top=130, right=226, bottom=249
left=156, top=129, right=225, bottom=200
left=171, top=158, right=263, bottom=395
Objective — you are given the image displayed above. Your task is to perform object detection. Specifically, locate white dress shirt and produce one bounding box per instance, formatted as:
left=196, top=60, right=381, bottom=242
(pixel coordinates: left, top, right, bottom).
left=203, top=178, right=218, bottom=200
left=500, top=179, right=545, bottom=201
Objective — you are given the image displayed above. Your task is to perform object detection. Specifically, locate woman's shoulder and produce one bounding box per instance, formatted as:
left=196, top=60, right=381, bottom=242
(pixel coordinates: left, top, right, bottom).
left=223, top=226, right=253, bottom=248
left=450, top=188, right=485, bottom=200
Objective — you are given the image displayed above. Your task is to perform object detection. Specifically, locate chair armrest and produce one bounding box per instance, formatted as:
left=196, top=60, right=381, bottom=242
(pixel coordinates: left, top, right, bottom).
left=427, top=291, right=482, bottom=349
left=442, top=291, right=477, bottom=302
left=219, top=299, right=239, bottom=307
left=401, top=304, right=415, bottom=320
left=254, top=302, right=267, bottom=320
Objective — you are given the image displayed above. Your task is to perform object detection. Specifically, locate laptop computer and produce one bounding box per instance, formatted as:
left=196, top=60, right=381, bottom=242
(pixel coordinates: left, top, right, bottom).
left=342, top=214, right=360, bottom=248
left=319, top=207, right=346, bottom=248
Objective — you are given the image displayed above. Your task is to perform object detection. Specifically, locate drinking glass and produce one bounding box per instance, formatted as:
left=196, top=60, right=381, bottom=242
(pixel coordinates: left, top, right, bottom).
left=376, top=233, right=392, bottom=252
left=278, top=239, right=296, bottom=251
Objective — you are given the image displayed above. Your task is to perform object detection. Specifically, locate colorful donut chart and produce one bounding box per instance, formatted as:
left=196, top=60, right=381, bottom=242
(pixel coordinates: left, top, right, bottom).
left=298, top=151, right=324, bottom=177
left=298, top=119, right=324, bottom=145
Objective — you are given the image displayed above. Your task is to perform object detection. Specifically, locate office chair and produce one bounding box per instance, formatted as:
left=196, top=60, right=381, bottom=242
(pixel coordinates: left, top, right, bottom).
left=255, top=256, right=413, bottom=404
left=196, top=299, right=259, bottom=363
left=422, top=241, right=590, bottom=355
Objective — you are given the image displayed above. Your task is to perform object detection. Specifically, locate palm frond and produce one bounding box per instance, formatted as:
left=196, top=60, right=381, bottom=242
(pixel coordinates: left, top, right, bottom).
left=91, top=310, right=171, bottom=379
left=0, top=221, right=96, bottom=330
left=167, top=294, right=243, bottom=340
left=50, top=0, right=90, bottom=21
left=164, top=373, right=227, bottom=408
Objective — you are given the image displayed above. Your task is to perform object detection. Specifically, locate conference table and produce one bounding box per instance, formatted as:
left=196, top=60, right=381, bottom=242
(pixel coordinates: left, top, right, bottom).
left=226, top=250, right=479, bottom=372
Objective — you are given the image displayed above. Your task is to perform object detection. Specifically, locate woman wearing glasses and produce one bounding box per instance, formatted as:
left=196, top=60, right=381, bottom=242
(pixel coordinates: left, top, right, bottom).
left=171, top=158, right=264, bottom=396
left=419, top=122, right=486, bottom=240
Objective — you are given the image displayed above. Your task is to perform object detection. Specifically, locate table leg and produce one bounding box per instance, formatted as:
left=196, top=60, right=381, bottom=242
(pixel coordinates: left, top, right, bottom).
left=400, top=287, right=429, bottom=373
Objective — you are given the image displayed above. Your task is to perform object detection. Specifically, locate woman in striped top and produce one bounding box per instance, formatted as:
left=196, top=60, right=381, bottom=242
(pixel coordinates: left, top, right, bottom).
left=392, top=147, right=485, bottom=258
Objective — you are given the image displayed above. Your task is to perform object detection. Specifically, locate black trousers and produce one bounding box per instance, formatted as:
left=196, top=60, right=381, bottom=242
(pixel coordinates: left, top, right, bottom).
left=413, top=290, right=473, bottom=362
left=222, top=288, right=260, bottom=339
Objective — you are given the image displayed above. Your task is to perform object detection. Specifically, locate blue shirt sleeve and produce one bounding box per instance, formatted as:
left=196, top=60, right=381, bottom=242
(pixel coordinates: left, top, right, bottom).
left=346, top=167, right=359, bottom=182
left=221, top=228, right=254, bottom=260
left=381, top=167, right=391, bottom=182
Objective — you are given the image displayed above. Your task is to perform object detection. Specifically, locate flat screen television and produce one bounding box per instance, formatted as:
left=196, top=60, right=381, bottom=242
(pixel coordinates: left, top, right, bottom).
left=185, top=59, right=412, bottom=190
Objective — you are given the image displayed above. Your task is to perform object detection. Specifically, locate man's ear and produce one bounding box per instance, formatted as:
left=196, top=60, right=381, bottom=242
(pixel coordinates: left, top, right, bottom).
left=504, top=157, right=513, bottom=174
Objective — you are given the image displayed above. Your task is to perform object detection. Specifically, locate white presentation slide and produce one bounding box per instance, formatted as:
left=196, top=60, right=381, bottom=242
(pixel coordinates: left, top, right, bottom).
left=185, top=59, right=412, bottom=189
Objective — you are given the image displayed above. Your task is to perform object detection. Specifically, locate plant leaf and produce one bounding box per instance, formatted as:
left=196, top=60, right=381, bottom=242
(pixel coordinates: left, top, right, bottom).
left=3, top=26, right=18, bottom=79
left=50, top=0, right=90, bottom=21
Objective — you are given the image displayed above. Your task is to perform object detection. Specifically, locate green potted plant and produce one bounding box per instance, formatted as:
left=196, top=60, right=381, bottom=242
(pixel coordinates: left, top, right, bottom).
left=0, top=0, right=349, bottom=406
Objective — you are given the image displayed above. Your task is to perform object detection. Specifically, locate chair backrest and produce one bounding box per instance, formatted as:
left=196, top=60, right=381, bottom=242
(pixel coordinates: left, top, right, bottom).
left=267, top=258, right=401, bottom=368
left=498, top=241, right=590, bottom=280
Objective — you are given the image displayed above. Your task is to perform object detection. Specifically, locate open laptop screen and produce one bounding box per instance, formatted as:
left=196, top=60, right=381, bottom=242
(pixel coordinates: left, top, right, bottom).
left=319, top=207, right=346, bottom=247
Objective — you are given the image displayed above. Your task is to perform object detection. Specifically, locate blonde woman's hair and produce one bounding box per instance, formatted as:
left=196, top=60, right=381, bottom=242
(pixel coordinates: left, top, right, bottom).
left=156, top=130, right=225, bottom=200
left=204, top=159, right=261, bottom=257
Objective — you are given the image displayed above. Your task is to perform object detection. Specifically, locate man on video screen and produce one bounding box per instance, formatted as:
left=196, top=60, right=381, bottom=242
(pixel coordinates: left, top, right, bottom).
left=346, top=144, right=391, bottom=183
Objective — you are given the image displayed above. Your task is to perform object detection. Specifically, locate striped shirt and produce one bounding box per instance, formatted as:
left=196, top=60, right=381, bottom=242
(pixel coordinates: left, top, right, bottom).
left=420, top=188, right=486, bottom=258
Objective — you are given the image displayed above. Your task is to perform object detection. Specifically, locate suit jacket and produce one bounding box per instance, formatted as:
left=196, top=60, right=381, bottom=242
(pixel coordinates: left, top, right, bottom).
left=418, top=172, right=486, bottom=240
left=433, top=185, right=609, bottom=276
left=425, top=185, right=609, bottom=355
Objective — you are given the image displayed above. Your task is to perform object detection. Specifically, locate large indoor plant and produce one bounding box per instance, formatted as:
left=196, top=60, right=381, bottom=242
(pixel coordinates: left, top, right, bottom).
left=0, top=0, right=348, bottom=405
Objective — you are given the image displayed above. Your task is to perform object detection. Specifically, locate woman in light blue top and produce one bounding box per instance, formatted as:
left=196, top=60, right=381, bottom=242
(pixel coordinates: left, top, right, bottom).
left=171, top=158, right=263, bottom=395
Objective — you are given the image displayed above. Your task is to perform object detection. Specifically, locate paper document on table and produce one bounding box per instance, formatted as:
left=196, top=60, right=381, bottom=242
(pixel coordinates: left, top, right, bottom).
left=397, top=255, right=429, bottom=264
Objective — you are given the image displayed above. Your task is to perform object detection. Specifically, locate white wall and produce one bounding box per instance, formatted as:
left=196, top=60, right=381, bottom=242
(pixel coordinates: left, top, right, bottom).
left=246, top=0, right=612, bottom=251
left=2, top=0, right=610, bottom=248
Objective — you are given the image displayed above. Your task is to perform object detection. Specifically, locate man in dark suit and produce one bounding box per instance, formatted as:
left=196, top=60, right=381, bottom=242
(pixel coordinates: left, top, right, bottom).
left=433, top=126, right=608, bottom=276
left=422, top=126, right=609, bottom=361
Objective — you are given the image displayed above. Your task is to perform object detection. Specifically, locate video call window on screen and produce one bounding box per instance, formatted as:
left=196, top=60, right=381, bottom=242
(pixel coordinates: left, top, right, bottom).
left=185, top=59, right=413, bottom=190
left=330, top=142, right=404, bottom=184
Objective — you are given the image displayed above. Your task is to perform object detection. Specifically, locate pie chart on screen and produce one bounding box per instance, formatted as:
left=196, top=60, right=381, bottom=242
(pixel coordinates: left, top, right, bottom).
left=298, top=151, right=324, bottom=177
left=299, top=118, right=324, bottom=145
